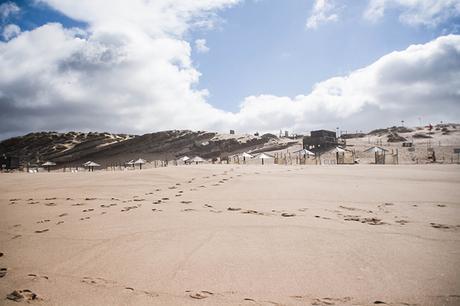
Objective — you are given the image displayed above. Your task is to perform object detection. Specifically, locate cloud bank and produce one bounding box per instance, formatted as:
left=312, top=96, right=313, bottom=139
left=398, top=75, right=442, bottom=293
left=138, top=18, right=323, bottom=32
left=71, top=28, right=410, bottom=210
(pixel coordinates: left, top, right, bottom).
left=364, top=0, right=460, bottom=27
left=0, top=0, right=459, bottom=139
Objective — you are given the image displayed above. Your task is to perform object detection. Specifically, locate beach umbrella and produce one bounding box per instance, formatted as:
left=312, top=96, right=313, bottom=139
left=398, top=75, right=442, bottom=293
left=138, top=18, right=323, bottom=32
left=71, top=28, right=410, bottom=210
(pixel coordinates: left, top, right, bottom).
left=42, top=161, right=56, bottom=172
left=241, top=152, right=253, bottom=164
left=134, top=158, right=146, bottom=169
left=190, top=156, right=205, bottom=164
left=179, top=156, right=190, bottom=164
left=294, top=149, right=315, bottom=156
left=364, top=146, right=387, bottom=153
left=125, top=160, right=135, bottom=168
left=257, top=153, right=273, bottom=165
left=84, top=161, right=100, bottom=172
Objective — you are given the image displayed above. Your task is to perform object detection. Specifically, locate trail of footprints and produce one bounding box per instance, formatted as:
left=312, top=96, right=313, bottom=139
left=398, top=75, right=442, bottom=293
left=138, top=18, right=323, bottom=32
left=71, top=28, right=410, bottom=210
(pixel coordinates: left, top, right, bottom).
left=4, top=170, right=459, bottom=240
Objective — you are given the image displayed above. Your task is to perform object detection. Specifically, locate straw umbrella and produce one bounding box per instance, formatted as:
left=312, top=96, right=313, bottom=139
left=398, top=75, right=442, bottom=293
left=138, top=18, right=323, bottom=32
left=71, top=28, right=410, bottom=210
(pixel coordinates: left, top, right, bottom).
left=134, top=158, right=146, bottom=169
left=179, top=156, right=190, bottom=164
left=190, top=156, right=205, bottom=164
left=84, top=161, right=100, bottom=172
left=257, top=153, right=273, bottom=165
left=365, top=146, right=388, bottom=164
left=42, top=161, right=56, bottom=172
left=241, top=152, right=253, bottom=164
left=294, top=149, right=315, bottom=157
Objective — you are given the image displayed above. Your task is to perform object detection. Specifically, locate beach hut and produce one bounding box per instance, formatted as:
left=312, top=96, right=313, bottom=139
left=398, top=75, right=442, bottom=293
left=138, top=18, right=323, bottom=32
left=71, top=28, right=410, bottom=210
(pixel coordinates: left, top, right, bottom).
left=257, top=153, right=273, bottom=165
left=42, top=161, right=56, bottom=172
left=134, top=158, right=146, bottom=170
left=190, top=156, right=205, bottom=164
left=84, top=161, right=100, bottom=172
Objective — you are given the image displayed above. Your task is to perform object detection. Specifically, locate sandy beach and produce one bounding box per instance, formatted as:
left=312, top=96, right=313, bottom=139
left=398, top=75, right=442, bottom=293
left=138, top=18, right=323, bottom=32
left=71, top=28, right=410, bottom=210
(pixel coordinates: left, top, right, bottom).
left=1, top=164, right=459, bottom=305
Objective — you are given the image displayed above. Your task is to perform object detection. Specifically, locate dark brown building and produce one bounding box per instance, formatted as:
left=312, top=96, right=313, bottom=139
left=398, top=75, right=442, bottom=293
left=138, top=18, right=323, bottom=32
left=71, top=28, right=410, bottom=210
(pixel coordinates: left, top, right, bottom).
left=1, top=154, right=20, bottom=170
left=303, top=130, right=344, bottom=153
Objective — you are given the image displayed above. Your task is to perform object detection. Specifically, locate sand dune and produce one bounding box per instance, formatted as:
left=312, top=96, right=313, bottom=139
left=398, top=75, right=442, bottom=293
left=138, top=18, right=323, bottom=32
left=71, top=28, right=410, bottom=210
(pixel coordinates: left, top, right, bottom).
left=1, top=164, right=460, bottom=305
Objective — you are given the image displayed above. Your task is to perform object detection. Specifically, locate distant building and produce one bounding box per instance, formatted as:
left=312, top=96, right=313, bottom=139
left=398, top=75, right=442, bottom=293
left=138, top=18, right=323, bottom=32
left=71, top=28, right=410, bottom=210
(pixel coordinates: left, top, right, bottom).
left=230, top=130, right=235, bottom=135
left=1, top=154, right=20, bottom=170
left=303, top=130, right=345, bottom=152
left=284, top=131, right=289, bottom=137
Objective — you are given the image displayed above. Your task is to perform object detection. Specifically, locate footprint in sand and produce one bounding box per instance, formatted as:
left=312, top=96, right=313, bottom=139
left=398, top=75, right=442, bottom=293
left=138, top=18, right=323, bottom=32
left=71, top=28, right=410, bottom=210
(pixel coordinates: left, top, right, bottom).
left=241, top=210, right=260, bottom=215
left=227, top=207, right=241, bottom=211
left=11, top=235, right=22, bottom=240
left=162, top=197, right=169, bottom=201
left=6, top=289, right=39, bottom=302
left=182, top=208, right=195, bottom=212
left=82, top=209, right=94, bottom=212
left=121, top=206, right=138, bottom=212
left=37, top=219, right=50, bottom=224
left=189, top=291, right=214, bottom=299
left=45, top=203, right=56, bottom=206
left=80, top=217, right=91, bottom=221
left=430, top=223, right=451, bottom=229
left=204, top=204, right=213, bottom=208
left=72, top=203, right=85, bottom=206
left=152, top=209, right=162, bottom=212
left=56, top=221, right=64, bottom=225
left=35, top=229, right=49, bottom=234
left=281, top=213, right=296, bottom=217
left=0, top=268, right=7, bottom=278
left=45, top=197, right=56, bottom=200
left=181, top=200, right=192, bottom=204
left=58, top=213, right=68, bottom=217
left=27, top=273, right=49, bottom=280
left=133, top=199, right=145, bottom=202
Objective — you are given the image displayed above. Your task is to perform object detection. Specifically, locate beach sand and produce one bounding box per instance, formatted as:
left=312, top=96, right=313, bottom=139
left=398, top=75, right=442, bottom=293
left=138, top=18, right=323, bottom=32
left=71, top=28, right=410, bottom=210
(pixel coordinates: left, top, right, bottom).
left=1, top=164, right=459, bottom=305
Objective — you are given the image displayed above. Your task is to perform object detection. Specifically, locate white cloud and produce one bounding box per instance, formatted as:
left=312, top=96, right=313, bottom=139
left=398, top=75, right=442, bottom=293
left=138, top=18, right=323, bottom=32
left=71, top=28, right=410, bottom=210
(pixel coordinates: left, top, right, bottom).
left=306, top=0, right=339, bottom=29
left=0, top=1, right=459, bottom=138
left=195, top=38, right=210, bottom=53
left=2, top=23, right=20, bottom=40
left=0, top=2, right=20, bottom=21
left=228, top=35, right=460, bottom=132
left=364, top=0, right=460, bottom=27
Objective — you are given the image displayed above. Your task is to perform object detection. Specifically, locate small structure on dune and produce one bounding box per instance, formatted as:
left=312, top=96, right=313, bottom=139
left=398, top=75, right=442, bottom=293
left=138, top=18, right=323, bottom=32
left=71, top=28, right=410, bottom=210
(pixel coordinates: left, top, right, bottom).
left=83, top=161, right=100, bottom=172
left=190, top=156, right=205, bottom=164
left=134, top=158, right=146, bottom=169
left=42, top=161, right=56, bottom=172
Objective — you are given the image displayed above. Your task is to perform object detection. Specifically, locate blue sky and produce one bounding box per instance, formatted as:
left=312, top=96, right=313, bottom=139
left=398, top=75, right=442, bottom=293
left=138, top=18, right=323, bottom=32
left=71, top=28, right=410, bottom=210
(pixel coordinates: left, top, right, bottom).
left=0, top=0, right=459, bottom=138
left=189, top=0, right=452, bottom=111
